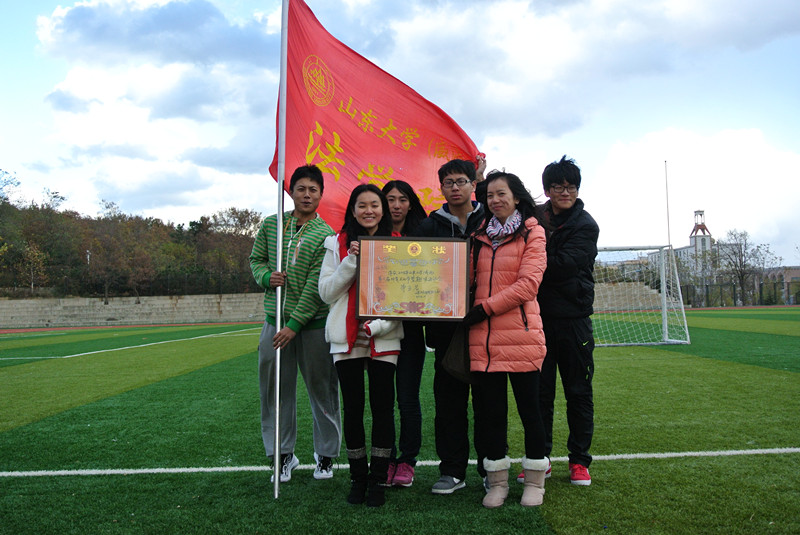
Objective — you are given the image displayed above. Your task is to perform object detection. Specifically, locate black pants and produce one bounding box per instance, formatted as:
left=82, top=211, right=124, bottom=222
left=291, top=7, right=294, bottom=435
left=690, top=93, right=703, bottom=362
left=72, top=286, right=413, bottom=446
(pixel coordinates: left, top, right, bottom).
left=472, top=370, right=546, bottom=462
left=433, top=343, right=471, bottom=480
left=335, top=358, right=396, bottom=455
left=394, top=321, right=426, bottom=465
left=539, top=316, right=595, bottom=467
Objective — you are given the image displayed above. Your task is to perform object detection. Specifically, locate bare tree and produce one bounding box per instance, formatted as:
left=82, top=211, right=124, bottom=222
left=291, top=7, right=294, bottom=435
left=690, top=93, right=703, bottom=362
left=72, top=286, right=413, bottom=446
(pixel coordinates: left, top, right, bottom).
left=20, top=242, right=48, bottom=291
left=716, top=229, right=782, bottom=305
left=1, top=169, right=20, bottom=204
left=43, top=189, right=66, bottom=210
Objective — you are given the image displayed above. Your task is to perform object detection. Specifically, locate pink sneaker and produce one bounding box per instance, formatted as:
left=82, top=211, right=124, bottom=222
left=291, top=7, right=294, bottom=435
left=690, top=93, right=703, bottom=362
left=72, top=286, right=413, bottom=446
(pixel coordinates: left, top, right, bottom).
left=385, top=462, right=397, bottom=486
left=569, top=463, right=591, bottom=486
left=392, top=462, right=415, bottom=487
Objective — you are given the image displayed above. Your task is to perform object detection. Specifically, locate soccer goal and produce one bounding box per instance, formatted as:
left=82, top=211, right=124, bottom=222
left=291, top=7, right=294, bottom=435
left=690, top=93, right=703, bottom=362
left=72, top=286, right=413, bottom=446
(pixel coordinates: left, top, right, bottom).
left=593, top=246, right=690, bottom=346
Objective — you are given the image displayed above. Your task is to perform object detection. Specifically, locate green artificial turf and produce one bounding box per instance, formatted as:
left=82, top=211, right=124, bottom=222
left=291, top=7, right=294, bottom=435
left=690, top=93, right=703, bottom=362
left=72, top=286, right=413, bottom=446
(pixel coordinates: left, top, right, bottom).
left=1, top=308, right=798, bottom=534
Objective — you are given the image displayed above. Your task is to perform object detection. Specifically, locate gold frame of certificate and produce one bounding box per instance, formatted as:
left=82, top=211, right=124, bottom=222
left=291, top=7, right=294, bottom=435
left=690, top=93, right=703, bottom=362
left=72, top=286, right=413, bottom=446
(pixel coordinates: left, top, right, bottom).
left=356, top=237, right=469, bottom=321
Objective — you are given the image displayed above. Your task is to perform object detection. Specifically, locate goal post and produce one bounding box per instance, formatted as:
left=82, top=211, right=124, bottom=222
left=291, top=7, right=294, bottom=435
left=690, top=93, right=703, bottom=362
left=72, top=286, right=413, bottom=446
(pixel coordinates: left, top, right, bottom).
left=593, top=246, right=690, bottom=347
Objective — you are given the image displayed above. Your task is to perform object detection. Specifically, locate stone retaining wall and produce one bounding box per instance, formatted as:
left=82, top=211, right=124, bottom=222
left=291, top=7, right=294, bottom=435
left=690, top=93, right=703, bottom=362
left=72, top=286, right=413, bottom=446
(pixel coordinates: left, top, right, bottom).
left=0, top=294, right=266, bottom=329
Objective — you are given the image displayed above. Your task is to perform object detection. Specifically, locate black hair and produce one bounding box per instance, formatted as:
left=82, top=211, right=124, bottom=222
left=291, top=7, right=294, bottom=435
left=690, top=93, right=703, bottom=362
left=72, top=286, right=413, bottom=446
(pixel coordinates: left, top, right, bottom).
left=437, top=159, right=476, bottom=184
left=541, top=155, right=581, bottom=191
left=481, top=170, right=538, bottom=233
left=381, top=180, right=428, bottom=235
left=289, top=164, right=324, bottom=194
left=342, top=184, right=392, bottom=244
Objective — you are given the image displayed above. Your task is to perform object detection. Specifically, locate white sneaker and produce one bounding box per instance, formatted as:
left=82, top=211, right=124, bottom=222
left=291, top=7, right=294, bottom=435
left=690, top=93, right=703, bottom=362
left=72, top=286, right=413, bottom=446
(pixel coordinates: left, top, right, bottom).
left=313, top=452, right=334, bottom=480
left=271, top=453, right=300, bottom=483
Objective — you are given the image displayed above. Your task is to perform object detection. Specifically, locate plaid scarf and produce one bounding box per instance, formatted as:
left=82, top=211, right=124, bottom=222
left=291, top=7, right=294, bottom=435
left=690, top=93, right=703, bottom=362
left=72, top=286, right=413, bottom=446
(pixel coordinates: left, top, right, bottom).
left=486, top=210, right=522, bottom=249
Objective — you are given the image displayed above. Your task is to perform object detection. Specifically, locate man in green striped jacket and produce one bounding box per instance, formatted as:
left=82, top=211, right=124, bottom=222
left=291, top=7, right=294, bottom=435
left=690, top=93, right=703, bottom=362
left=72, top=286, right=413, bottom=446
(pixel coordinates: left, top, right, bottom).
left=250, top=164, right=341, bottom=483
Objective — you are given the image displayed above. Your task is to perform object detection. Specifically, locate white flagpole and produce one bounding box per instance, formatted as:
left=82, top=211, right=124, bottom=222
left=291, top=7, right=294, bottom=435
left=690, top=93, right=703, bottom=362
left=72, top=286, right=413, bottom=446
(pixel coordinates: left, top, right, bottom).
left=664, top=160, right=672, bottom=247
left=273, top=0, right=290, bottom=500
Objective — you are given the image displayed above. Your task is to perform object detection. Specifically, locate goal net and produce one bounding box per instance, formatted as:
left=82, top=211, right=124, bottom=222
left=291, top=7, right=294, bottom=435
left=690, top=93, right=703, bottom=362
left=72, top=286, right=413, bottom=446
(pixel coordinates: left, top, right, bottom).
left=593, top=246, right=690, bottom=346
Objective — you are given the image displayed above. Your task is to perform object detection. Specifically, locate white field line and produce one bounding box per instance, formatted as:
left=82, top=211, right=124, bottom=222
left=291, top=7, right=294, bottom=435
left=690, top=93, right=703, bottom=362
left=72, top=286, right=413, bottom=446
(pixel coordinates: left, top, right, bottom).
left=2, top=447, right=798, bottom=478
left=0, top=328, right=260, bottom=361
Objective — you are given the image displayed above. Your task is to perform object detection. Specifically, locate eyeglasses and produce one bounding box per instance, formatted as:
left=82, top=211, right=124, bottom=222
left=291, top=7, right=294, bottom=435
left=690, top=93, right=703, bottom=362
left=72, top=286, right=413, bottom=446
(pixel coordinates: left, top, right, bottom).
left=442, top=178, right=471, bottom=188
left=550, top=184, right=578, bottom=194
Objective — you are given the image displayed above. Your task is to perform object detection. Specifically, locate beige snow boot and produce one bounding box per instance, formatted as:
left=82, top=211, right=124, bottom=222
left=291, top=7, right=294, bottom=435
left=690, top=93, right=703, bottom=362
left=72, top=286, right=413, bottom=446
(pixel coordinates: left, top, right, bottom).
left=482, top=457, right=510, bottom=509
left=520, top=457, right=548, bottom=507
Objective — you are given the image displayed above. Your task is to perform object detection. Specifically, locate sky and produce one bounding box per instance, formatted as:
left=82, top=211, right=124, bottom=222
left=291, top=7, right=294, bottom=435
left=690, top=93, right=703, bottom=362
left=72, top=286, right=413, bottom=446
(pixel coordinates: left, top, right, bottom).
left=1, top=0, right=799, bottom=264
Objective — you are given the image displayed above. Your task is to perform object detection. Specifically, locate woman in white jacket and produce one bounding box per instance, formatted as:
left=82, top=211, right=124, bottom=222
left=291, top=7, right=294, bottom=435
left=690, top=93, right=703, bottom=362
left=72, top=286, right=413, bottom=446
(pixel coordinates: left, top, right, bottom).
left=318, top=184, right=403, bottom=507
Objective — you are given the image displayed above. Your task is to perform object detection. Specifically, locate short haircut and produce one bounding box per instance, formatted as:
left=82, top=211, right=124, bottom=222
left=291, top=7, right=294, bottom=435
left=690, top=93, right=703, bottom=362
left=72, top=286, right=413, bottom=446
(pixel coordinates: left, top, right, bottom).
left=289, top=164, right=324, bottom=194
left=542, top=155, right=581, bottom=191
left=437, top=159, right=476, bottom=184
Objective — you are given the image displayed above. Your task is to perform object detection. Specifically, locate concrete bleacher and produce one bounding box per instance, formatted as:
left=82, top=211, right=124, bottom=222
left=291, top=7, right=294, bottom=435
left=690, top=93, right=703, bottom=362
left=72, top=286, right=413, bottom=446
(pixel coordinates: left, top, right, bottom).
left=594, top=281, right=663, bottom=312
left=0, top=294, right=266, bottom=329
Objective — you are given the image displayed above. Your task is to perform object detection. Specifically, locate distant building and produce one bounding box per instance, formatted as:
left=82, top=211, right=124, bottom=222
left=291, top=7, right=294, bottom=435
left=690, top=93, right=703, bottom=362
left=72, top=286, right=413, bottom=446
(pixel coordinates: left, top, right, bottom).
left=764, top=265, right=800, bottom=305
left=765, top=266, right=800, bottom=283
left=673, top=210, right=716, bottom=281
left=648, top=210, right=800, bottom=304
left=649, top=210, right=734, bottom=282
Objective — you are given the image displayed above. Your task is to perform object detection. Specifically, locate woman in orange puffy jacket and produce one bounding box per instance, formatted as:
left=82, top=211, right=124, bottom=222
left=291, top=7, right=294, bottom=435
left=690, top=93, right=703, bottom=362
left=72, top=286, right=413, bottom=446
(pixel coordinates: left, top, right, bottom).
left=462, top=170, right=549, bottom=509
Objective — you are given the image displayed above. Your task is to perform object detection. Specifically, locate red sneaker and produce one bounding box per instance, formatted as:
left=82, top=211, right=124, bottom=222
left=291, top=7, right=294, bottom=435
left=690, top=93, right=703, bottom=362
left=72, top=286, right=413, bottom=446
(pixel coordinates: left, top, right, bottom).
left=569, top=463, right=591, bottom=486
left=392, top=462, right=415, bottom=487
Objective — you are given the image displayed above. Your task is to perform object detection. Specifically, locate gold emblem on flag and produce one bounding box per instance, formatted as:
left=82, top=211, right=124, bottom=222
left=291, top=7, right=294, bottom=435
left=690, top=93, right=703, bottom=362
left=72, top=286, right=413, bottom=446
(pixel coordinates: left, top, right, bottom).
left=303, top=55, right=335, bottom=107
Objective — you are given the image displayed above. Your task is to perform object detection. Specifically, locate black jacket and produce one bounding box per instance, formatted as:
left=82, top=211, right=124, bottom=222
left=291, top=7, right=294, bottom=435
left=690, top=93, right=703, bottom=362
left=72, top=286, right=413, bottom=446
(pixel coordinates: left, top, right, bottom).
left=414, top=202, right=486, bottom=349
left=414, top=201, right=486, bottom=240
left=537, top=199, right=599, bottom=319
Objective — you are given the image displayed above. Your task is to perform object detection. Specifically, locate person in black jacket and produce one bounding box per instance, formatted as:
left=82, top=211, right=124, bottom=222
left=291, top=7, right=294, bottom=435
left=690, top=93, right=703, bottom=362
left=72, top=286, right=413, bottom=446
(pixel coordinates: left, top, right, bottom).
left=535, top=155, right=599, bottom=487
left=415, top=159, right=486, bottom=495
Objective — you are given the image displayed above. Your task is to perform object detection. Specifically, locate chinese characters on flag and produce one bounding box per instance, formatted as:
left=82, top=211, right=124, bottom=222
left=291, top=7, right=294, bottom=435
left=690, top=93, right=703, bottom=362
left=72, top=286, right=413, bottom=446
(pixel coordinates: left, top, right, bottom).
left=269, top=0, right=480, bottom=228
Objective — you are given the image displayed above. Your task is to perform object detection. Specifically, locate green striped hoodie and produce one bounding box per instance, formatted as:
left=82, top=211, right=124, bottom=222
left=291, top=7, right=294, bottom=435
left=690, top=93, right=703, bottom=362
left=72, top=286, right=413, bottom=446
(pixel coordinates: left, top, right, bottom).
left=249, top=211, right=334, bottom=332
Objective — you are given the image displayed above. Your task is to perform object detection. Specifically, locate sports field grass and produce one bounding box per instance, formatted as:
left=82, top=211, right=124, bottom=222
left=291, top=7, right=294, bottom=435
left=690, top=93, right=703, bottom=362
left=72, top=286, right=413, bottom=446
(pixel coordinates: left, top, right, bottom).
left=1, top=308, right=799, bottom=534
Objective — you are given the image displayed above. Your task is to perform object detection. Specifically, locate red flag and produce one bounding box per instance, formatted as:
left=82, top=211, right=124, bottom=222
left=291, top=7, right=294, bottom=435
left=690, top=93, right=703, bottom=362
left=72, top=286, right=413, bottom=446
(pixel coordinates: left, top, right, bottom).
left=270, top=0, right=479, bottom=229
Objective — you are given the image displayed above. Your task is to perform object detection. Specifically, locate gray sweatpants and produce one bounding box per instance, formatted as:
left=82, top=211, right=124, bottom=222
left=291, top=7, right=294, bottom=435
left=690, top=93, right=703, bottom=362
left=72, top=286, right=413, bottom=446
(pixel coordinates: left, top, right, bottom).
left=258, top=323, right=342, bottom=459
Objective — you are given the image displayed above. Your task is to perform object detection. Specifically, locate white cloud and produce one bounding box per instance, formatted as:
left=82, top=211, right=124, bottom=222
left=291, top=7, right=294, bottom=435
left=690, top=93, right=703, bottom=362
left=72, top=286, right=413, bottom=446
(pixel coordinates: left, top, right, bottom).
left=592, top=128, right=800, bottom=252
left=6, top=0, right=799, bottom=264
left=37, top=0, right=276, bottom=68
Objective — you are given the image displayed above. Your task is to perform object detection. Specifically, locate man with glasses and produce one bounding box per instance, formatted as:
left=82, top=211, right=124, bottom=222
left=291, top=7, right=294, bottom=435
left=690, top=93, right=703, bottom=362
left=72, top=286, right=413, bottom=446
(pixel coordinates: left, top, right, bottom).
left=415, top=159, right=486, bottom=494
left=534, top=155, right=599, bottom=486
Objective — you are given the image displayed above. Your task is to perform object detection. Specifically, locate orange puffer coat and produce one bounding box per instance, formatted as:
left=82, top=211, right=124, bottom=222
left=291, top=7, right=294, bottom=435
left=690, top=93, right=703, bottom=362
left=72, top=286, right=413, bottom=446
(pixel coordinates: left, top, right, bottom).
left=469, top=217, right=547, bottom=373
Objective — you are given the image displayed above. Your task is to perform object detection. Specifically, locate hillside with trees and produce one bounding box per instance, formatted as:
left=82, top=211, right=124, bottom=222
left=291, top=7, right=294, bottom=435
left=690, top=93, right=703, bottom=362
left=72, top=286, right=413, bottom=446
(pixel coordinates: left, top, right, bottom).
left=0, top=175, right=263, bottom=300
